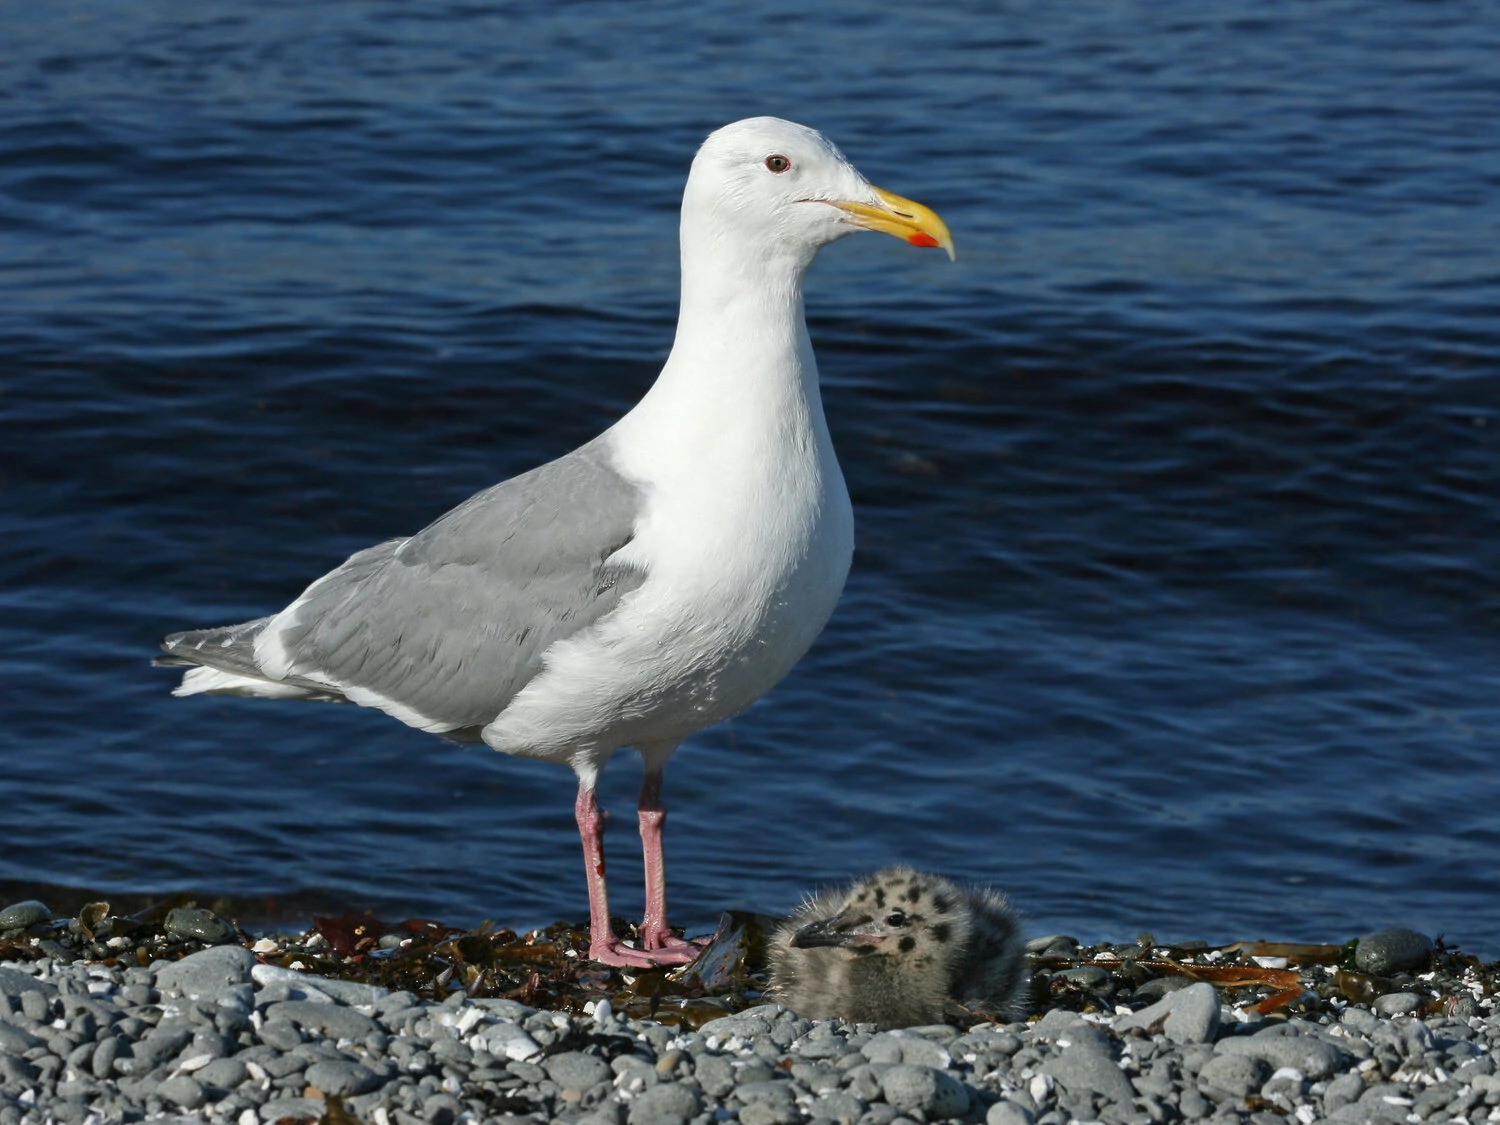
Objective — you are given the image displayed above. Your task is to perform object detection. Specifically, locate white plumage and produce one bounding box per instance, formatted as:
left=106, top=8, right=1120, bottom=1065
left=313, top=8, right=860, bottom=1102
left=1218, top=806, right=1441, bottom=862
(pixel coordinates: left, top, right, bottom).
left=160, top=118, right=954, bottom=967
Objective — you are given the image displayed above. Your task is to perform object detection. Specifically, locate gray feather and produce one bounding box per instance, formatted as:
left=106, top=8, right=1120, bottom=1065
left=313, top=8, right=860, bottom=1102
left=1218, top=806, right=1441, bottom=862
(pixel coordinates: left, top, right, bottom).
left=161, top=438, right=646, bottom=732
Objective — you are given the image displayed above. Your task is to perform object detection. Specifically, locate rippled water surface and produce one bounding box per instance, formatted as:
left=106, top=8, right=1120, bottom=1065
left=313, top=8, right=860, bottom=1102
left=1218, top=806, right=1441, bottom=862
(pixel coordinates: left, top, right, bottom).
left=3, top=1, right=1498, bottom=957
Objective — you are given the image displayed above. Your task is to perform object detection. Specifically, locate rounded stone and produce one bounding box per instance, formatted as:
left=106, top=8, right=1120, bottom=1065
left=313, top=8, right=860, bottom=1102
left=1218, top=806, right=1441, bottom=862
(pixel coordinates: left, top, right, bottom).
left=1355, top=927, right=1434, bottom=975
left=154, top=945, right=256, bottom=1000
left=0, top=901, right=51, bottom=929
left=196, top=1056, right=248, bottom=1089
left=988, top=1100, right=1036, bottom=1125
left=1373, top=991, right=1424, bottom=1018
left=627, top=1082, right=701, bottom=1125
left=157, top=1075, right=206, bottom=1110
left=306, top=1059, right=381, bottom=1096
left=881, top=1064, right=970, bottom=1117
left=1198, top=1053, right=1268, bottom=1098
left=164, top=908, right=234, bottom=944
left=545, top=1050, right=612, bottom=1091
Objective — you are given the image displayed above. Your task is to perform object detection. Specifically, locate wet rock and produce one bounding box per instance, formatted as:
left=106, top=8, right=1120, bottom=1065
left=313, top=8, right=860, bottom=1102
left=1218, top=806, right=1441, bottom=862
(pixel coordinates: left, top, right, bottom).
left=0, top=901, right=51, bottom=930
left=164, top=908, right=234, bottom=944
left=1355, top=927, right=1434, bottom=974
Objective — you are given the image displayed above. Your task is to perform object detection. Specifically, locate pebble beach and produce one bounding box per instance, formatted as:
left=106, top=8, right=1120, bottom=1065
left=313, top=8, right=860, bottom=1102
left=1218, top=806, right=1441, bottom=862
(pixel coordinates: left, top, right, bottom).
left=1, top=900, right=1496, bottom=1125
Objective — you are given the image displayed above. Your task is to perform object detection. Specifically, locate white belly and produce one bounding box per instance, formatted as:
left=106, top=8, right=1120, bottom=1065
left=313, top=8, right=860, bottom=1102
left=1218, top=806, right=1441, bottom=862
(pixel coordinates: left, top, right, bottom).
left=482, top=421, right=854, bottom=768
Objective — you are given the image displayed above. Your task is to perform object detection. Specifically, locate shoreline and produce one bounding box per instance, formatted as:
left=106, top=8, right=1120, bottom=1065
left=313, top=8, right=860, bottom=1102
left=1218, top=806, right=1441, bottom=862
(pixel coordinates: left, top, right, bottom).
left=0, top=901, right=1497, bottom=1123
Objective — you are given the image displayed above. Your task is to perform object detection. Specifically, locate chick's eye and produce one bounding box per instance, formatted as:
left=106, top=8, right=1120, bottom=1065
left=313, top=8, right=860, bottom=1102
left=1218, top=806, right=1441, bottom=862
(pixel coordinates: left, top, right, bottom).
left=885, top=911, right=908, bottom=927
left=765, top=154, right=792, bottom=173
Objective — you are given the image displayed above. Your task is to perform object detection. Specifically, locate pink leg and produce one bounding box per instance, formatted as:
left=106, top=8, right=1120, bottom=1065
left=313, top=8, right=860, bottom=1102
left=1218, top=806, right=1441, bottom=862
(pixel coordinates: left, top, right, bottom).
left=575, top=779, right=696, bottom=968
left=637, top=769, right=705, bottom=955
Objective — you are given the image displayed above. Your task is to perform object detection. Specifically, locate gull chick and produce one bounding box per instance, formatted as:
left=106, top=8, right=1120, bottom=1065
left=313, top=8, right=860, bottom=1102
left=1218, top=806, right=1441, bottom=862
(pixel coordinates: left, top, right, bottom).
left=769, top=867, right=1029, bottom=1027
left=156, top=118, right=954, bottom=968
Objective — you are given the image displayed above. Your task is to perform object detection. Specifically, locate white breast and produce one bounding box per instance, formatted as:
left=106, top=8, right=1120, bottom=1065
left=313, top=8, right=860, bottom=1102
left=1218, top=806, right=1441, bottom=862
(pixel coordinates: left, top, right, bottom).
left=481, top=311, right=854, bottom=768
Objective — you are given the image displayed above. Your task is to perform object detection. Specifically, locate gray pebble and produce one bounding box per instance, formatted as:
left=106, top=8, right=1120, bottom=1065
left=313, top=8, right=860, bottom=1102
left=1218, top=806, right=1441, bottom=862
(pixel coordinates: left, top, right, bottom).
left=156, top=1075, right=206, bottom=1110
left=739, top=1101, right=800, bottom=1125
left=1373, top=991, right=1424, bottom=1018
left=546, top=1050, right=612, bottom=1091
left=306, top=1058, right=381, bottom=1096
left=812, top=1090, right=867, bottom=1123
left=881, top=1064, right=969, bottom=1117
left=1040, top=1041, right=1135, bottom=1104
left=693, top=1053, right=734, bottom=1097
left=0, top=1020, right=44, bottom=1055
left=1355, top=927, right=1434, bottom=975
left=164, top=908, right=234, bottom=944
left=258, top=1097, right=326, bottom=1123
left=0, top=902, right=51, bottom=930
left=258, top=1019, right=303, bottom=1051
left=154, top=943, right=256, bottom=1001
left=1115, top=980, right=1221, bottom=1044
left=1215, top=1027, right=1348, bottom=1080
left=196, top=1056, right=248, bottom=1088
left=987, top=1102, right=1036, bottom=1125
left=264, top=999, right=380, bottom=1040
left=862, top=1031, right=952, bottom=1069
left=1198, top=1052, right=1269, bottom=1098
left=627, top=1081, right=702, bottom=1124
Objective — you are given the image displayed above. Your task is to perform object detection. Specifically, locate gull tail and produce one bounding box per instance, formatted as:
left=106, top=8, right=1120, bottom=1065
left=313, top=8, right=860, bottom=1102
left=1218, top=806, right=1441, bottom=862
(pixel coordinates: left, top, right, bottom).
left=155, top=617, right=347, bottom=703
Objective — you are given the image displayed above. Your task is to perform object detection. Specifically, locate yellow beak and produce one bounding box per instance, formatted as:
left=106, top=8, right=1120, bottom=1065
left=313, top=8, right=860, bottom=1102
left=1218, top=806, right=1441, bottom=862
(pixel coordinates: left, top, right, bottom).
left=832, top=185, right=956, bottom=261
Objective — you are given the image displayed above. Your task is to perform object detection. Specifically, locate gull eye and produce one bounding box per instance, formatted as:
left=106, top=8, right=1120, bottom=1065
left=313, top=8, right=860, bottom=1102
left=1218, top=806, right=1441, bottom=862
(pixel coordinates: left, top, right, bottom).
left=885, top=911, right=908, bottom=928
left=764, top=154, right=792, bottom=174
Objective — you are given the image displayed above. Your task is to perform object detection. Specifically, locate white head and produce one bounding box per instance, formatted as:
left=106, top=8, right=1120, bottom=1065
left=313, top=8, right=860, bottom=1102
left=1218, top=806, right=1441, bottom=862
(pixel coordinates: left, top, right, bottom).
left=680, top=117, right=954, bottom=278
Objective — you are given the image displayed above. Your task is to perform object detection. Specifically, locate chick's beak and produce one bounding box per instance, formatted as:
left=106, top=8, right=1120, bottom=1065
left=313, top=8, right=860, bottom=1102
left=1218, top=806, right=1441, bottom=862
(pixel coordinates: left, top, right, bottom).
left=789, top=913, right=887, bottom=949
left=833, top=186, right=956, bottom=260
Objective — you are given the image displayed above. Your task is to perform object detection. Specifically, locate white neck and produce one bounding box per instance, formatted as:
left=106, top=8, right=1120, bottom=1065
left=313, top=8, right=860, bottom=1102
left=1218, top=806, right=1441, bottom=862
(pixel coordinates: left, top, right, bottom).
left=612, top=218, right=828, bottom=466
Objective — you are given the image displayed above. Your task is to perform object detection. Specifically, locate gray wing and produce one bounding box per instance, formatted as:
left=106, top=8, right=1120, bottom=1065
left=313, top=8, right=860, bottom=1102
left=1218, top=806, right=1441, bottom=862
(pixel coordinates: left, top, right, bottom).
left=167, top=437, right=647, bottom=735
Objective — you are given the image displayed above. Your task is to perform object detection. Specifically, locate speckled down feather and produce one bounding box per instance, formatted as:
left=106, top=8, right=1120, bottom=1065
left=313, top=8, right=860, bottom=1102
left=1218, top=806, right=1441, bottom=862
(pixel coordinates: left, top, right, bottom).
left=768, top=866, right=1030, bottom=1027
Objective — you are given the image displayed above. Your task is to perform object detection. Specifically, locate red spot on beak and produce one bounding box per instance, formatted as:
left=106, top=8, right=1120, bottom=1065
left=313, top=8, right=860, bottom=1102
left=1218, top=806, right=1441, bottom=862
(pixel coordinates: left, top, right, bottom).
left=906, top=232, right=941, bottom=249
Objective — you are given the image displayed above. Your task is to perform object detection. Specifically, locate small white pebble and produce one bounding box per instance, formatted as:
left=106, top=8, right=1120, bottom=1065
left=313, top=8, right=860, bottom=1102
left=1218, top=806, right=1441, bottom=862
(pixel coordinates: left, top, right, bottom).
left=175, top=1054, right=214, bottom=1073
left=239, top=1111, right=258, bottom=1125
left=1253, top=956, right=1289, bottom=969
left=1029, top=1072, right=1054, bottom=1103
left=251, top=938, right=279, bottom=954
left=1295, top=1107, right=1316, bottom=1124
left=454, top=1008, right=485, bottom=1035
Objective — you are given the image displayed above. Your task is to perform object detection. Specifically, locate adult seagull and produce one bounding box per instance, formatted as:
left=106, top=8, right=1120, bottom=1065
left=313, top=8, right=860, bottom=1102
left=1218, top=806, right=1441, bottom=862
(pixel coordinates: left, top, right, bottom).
left=158, top=116, right=954, bottom=967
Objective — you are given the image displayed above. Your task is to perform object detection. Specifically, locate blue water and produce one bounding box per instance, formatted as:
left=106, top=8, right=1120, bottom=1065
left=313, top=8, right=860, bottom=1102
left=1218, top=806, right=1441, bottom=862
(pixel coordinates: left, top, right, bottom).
left=3, top=1, right=1497, bottom=959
